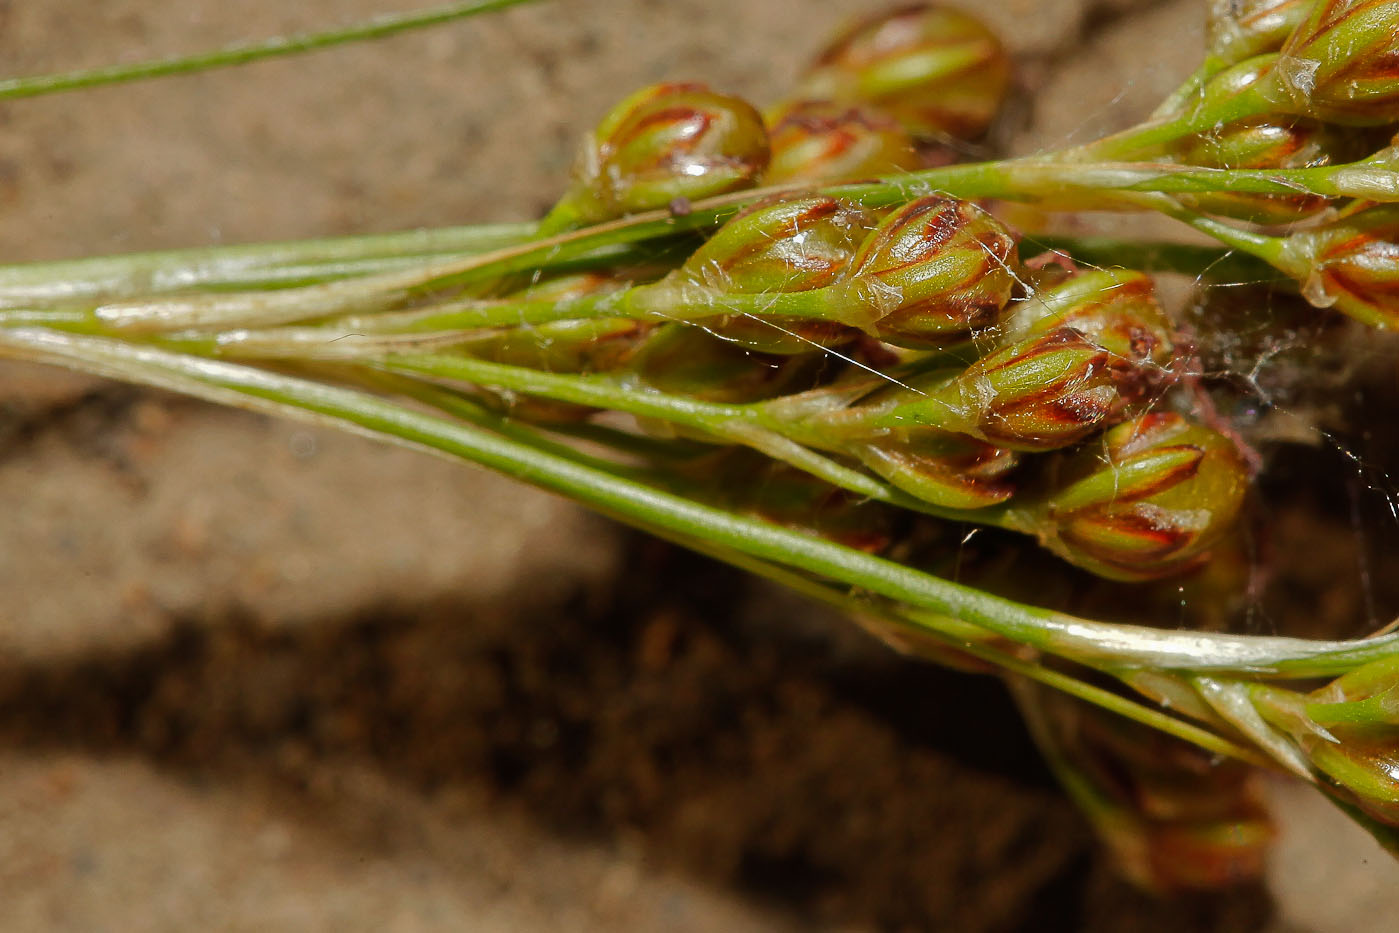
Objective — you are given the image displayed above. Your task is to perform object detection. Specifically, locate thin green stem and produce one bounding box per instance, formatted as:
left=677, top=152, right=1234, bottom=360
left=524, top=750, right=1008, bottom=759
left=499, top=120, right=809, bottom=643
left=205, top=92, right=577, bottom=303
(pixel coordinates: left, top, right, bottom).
left=690, top=542, right=1273, bottom=768
left=1027, top=236, right=1283, bottom=283
left=368, top=351, right=996, bottom=522
left=73, top=149, right=1380, bottom=336
left=0, top=0, right=544, bottom=100
left=1064, top=83, right=1275, bottom=163
left=0, top=223, right=537, bottom=308
left=3, top=326, right=1397, bottom=679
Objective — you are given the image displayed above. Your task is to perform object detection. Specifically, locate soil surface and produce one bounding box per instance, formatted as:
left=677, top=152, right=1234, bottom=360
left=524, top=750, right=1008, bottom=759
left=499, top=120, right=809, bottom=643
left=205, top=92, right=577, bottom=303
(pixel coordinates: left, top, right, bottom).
left=1, top=1, right=1397, bottom=930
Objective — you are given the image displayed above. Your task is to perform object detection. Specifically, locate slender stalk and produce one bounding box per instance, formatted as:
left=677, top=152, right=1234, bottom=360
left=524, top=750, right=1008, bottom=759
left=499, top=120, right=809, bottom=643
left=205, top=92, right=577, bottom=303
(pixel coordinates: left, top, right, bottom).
left=0, top=0, right=545, bottom=100
left=1026, top=236, right=1282, bottom=283
left=0, top=223, right=537, bottom=307
left=2, top=326, right=1396, bottom=680
left=55, top=146, right=1390, bottom=335
left=369, top=351, right=1000, bottom=523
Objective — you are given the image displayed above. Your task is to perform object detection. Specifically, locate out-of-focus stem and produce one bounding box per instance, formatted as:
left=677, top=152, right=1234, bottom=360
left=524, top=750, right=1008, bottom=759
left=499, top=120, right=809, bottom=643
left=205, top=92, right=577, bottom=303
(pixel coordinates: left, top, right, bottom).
left=0, top=0, right=545, bottom=100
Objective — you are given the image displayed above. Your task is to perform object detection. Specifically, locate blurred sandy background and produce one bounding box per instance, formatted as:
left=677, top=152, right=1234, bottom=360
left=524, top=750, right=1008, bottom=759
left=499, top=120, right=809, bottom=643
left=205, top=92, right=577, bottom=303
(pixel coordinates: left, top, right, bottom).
left=1, top=1, right=1396, bottom=929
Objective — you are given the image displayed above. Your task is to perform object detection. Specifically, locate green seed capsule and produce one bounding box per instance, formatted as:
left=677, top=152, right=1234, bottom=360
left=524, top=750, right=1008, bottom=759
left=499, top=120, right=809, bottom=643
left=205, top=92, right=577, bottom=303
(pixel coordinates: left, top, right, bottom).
left=764, top=101, right=920, bottom=184
left=791, top=3, right=1011, bottom=139
left=543, top=82, right=769, bottom=231
left=844, top=195, right=1020, bottom=348
left=879, top=327, right=1121, bottom=451
left=1032, top=413, right=1250, bottom=581
left=660, top=192, right=878, bottom=354
left=1013, top=268, right=1176, bottom=372
left=1258, top=0, right=1399, bottom=125
left=1206, top=0, right=1312, bottom=65
left=1279, top=204, right=1399, bottom=328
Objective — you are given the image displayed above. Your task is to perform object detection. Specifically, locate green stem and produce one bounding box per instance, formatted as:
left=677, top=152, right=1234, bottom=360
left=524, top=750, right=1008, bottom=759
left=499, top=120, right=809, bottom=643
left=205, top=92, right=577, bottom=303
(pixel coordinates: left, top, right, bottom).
left=701, top=543, right=1272, bottom=768
left=1027, top=236, right=1282, bottom=283
left=3, top=326, right=1397, bottom=679
left=0, top=223, right=537, bottom=308
left=0, top=0, right=545, bottom=101
left=369, top=351, right=996, bottom=523
left=1064, top=83, right=1274, bottom=163
left=70, top=148, right=1380, bottom=335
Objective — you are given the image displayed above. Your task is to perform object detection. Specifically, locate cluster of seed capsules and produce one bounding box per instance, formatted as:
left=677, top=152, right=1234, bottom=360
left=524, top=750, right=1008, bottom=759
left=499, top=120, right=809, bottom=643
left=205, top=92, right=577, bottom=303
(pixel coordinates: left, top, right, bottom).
left=458, top=3, right=1265, bottom=583
left=388, top=0, right=1399, bottom=873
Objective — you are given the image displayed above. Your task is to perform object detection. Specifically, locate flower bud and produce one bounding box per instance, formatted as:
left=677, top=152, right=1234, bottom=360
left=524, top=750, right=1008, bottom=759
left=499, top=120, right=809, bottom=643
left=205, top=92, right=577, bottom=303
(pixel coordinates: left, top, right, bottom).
left=1206, top=0, right=1311, bottom=65
left=1278, top=204, right=1399, bottom=328
left=764, top=101, right=920, bottom=184
left=859, top=271, right=1174, bottom=451
left=844, top=195, right=1020, bottom=348
left=544, top=83, right=769, bottom=230
left=854, top=433, right=1018, bottom=509
left=1261, top=0, right=1399, bottom=125
left=661, top=193, right=878, bottom=353
left=1032, top=413, right=1250, bottom=581
left=675, top=194, right=877, bottom=295
left=790, top=3, right=1011, bottom=139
